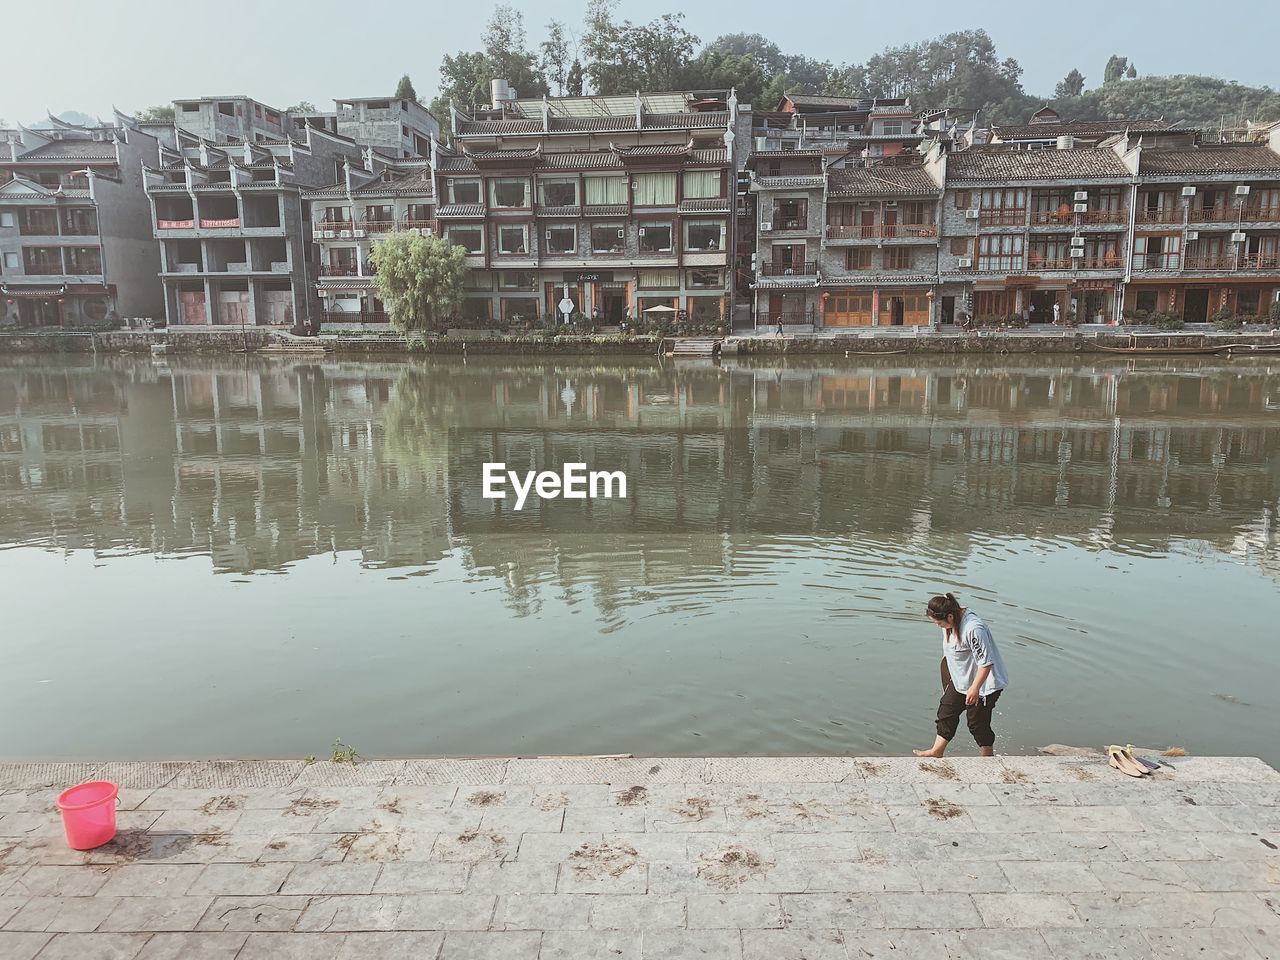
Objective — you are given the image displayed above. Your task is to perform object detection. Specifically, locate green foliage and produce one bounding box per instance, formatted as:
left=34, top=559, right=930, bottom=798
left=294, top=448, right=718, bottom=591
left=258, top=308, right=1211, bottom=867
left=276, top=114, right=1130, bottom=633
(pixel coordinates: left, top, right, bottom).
left=1214, top=312, right=1244, bottom=330
left=582, top=0, right=698, bottom=95
left=1269, top=300, right=1280, bottom=323
left=825, top=29, right=1036, bottom=122
left=434, top=5, right=548, bottom=113
left=1055, top=69, right=1086, bottom=99
left=1104, top=55, right=1129, bottom=84
left=394, top=75, right=417, bottom=100
left=1061, top=74, right=1280, bottom=129
left=331, top=739, right=359, bottom=764
left=540, top=21, right=571, bottom=95
left=289, top=101, right=318, bottom=113
left=1150, top=312, right=1184, bottom=331
left=566, top=59, right=585, bottom=97
left=135, top=105, right=175, bottom=122
left=369, top=232, right=469, bottom=332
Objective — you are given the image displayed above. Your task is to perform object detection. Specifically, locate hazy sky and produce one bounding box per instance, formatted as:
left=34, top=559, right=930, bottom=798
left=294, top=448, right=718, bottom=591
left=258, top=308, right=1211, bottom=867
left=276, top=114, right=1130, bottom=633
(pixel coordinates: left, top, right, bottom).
left=5, top=0, right=1278, bottom=125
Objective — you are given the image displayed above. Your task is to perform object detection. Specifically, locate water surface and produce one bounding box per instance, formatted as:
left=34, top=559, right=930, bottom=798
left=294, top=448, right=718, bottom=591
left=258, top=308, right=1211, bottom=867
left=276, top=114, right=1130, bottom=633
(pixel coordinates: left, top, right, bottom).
left=2, top=355, right=1277, bottom=763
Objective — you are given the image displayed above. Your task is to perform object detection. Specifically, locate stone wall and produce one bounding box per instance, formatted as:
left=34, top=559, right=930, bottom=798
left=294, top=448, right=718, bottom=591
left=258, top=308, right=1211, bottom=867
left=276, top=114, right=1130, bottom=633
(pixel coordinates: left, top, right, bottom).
left=0, top=330, right=270, bottom=354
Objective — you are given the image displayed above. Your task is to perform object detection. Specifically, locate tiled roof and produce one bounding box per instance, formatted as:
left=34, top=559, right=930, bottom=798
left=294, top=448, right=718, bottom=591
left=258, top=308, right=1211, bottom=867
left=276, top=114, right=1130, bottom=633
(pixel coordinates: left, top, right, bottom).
left=785, top=95, right=867, bottom=110
left=353, top=168, right=434, bottom=196
left=436, top=203, right=484, bottom=218
left=550, top=116, right=637, bottom=132
left=993, top=119, right=1170, bottom=140
left=18, top=139, right=118, bottom=160
left=466, top=147, right=541, bottom=162
left=691, top=148, right=728, bottom=165
left=436, top=156, right=479, bottom=173
left=1138, top=144, right=1280, bottom=176
left=541, top=152, right=623, bottom=170
left=612, top=143, right=690, bottom=158
left=642, top=112, right=728, bottom=130
left=679, top=198, right=731, bottom=213
left=828, top=164, right=939, bottom=197
left=456, top=118, right=542, bottom=135
left=946, top=147, right=1130, bottom=182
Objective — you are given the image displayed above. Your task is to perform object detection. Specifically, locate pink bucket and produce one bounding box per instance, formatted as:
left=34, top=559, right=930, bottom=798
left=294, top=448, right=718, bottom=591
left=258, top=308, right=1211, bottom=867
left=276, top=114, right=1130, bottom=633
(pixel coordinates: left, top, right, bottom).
left=55, top=781, right=119, bottom=850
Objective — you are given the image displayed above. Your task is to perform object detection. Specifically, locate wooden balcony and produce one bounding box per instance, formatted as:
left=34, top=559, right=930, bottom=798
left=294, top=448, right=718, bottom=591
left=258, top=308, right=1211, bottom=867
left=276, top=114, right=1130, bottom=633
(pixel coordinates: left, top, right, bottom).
left=315, top=220, right=355, bottom=233
left=318, top=263, right=360, bottom=277
left=1189, top=206, right=1240, bottom=223
left=1027, top=255, right=1123, bottom=271
left=1183, top=254, right=1280, bottom=272
left=1135, top=209, right=1182, bottom=225
left=1131, top=254, right=1181, bottom=271
left=1241, top=206, right=1280, bottom=223
left=760, top=261, right=818, bottom=276
left=978, top=209, right=1025, bottom=227
left=1079, top=209, right=1127, bottom=225
left=826, top=223, right=937, bottom=240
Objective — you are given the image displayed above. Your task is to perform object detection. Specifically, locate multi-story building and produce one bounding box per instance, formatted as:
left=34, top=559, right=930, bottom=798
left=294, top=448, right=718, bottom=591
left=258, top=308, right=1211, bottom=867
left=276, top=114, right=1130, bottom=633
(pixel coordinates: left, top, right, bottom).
left=171, top=97, right=291, bottom=144
left=139, top=121, right=367, bottom=327
left=0, top=116, right=163, bottom=327
left=304, top=156, right=436, bottom=324
left=983, top=107, right=1172, bottom=149
left=332, top=98, right=439, bottom=159
left=439, top=86, right=741, bottom=326
left=1120, top=128, right=1280, bottom=321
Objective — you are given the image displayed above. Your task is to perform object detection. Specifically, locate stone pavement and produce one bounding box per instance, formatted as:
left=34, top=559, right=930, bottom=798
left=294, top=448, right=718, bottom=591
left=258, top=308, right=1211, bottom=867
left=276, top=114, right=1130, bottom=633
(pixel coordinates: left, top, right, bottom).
left=1, top=756, right=1278, bottom=959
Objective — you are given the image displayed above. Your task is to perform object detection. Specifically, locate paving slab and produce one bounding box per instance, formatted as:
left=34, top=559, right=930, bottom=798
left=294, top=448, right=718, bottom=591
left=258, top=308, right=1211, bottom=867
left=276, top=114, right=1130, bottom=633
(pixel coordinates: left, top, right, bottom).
left=1, top=756, right=1276, bottom=956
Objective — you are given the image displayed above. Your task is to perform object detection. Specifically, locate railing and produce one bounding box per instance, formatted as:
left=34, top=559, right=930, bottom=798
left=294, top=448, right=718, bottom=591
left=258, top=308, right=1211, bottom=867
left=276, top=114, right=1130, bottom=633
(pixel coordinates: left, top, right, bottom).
left=321, top=310, right=388, bottom=324
left=1181, top=254, right=1280, bottom=272
left=400, top=219, right=437, bottom=232
left=199, top=217, right=241, bottom=229
left=361, top=220, right=396, bottom=233
left=1189, top=206, right=1239, bottom=223
left=316, top=220, right=355, bottom=232
left=827, top=223, right=938, bottom=239
left=1027, top=255, right=1124, bottom=271
left=1080, top=209, right=1127, bottom=225
left=61, top=222, right=99, bottom=236
left=18, top=220, right=61, bottom=236
left=157, top=219, right=195, bottom=230
left=66, top=262, right=103, bottom=275
left=23, top=261, right=63, bottom=275
left=1025, top=257, right=1075, bottom=270
left=767, top=310, right=815, bottom=323
left=976, top=258, right=1025, bottom=272
left=1136, top=208, right=1182, bottom=224
left=1132, top=254, right=1182, bottom=270
left=978, top=209, right=1026, bottom=227
left=318, top=263, right=360, bottom=276
left=1182, top=255, right=1236, bottom=271
left=1243, top=254, right=1280, bottom=270
left=760, top=261, right=818, bottom=276
left=773, top=217, right=811, bottom=231
left=1029, top=210, right=1075, bottom=226
left=1242, top=206, right=1280, bottom=222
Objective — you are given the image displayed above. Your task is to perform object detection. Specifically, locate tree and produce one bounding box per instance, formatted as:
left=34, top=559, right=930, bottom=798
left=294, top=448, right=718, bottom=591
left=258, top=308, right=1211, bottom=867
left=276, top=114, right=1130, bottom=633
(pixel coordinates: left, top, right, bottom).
left=540, top=20, right=572, bottom=96
left=1054, top=69, right=1086, bottom=99
left=289, top=101, right=318, bottom=113
left=1103, top=55, right=1129, bottom=84
left=394, top=75, right=417, bottom=100
left=826, top=29, right=1036, bottom=122
left=566, top=59, right=585, bottom=97
left=483, top=4, right=549, bottom=99
left=581, top=0, right=698, bottom=95
left=369, top=232, right=469, bottom=332
left=135, top=105, right=175, bottom=122
left=1125, top=64, right=1138, bottom=80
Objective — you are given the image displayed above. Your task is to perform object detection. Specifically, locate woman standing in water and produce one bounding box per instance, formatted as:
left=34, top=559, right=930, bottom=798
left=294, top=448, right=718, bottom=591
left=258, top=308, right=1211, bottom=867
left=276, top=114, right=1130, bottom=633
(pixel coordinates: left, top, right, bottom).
left=914, top=593, right=1009, bottom=758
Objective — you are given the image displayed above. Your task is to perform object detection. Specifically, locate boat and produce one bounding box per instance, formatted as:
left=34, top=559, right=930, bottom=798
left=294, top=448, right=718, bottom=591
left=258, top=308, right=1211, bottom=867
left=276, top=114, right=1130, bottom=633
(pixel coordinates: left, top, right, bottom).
left=1093, top=343, right=1230, bottom=356
left=1222, top=343, right=1280, bottom=354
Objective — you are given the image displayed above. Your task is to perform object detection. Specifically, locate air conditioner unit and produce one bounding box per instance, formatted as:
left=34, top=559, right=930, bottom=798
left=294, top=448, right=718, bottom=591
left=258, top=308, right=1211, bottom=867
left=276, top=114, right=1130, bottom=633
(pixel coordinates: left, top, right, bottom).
left=1073, top=203, right=1088, bottom=213
left=760, top=222, right=773, bottom=231
left=965, top=208, right=980, bottom=219
left=638, top=227, right=646, bottom=236
left=1231, top=231, right=1247, bottom=243
left=1186, top=230, right=1199, bottom=241
left=545, top=230, right=552, bottom=240
left=1073, top=191, right=1089, bottom=202
left=957, top=257, right=973, bottom=268
left=1070, top=236, right=1085, bottom=247
left=617, top=229, right=624, bottom=238
left=1235, top=185, right=1251, bottom=196
left=1070, top=248, right=1085, bottom=257
left=885, top=201, right=898, bottom=208
left=354, top=229, right=366, bottom=238
left=1181, top=186, right=1197, bottom=197
left=321, top=229, right=334, bottom=239
left=446, top=179, right=455, bottom=186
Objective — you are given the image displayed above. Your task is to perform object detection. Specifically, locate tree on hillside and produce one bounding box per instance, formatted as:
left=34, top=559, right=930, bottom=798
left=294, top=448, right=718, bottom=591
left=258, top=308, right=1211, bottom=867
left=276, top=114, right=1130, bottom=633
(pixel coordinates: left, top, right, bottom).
left=1055, top=69, right=1086, bottom=99
left=827, top=30, right=1036, bottom=121
left=289, top=101, right=318, bottom=113
left=395, top=75, right=418, bottom=100
left=1103, top=55, right=1129, bottom=84
left=1071, top=74, right=1280, bottom=128
left=1126, top=64, right=1138, bottom=80
left=136, top=105, right=175, bottom=122
left=566, top=59, right=585, bottom=97
left=370, top=232, right=469, bottom=333
left=483, top=4, right=549, bottom=99
left=540, top=20, right=572, bottom=95
left=581, top=0, right=698, bottom=95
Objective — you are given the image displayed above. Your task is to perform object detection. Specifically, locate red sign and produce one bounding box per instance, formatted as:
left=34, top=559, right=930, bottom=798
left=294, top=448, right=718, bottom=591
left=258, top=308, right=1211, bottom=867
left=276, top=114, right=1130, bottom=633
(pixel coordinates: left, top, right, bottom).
left=1071, top=280, right=1113, bottom=290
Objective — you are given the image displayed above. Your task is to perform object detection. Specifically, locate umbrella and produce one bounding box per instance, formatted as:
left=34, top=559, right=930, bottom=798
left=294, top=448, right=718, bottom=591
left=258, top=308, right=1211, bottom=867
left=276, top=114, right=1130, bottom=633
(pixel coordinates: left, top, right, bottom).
left=643, top=304, right=677, bottom=313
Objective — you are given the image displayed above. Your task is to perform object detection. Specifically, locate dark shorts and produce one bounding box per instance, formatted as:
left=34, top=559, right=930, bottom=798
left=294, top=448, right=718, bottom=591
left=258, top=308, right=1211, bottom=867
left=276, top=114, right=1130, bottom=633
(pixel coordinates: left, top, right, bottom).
left=936, top=658, right=1003, bottom=747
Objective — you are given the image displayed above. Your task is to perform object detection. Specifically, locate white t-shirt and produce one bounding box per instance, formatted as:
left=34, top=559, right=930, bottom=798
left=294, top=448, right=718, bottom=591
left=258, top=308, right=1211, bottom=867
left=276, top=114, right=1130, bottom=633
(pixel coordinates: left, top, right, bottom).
left=943, top=610, right=1009, bottom=697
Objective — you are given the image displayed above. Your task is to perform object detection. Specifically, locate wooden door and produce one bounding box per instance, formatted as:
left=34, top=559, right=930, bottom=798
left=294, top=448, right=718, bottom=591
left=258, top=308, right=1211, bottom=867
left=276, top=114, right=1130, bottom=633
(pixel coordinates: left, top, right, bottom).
left=860, top=210, right=876, bottom=239
left=883, top=209, right=898, bottom=239
left=261, top=291, right=293, bottom=326
left=180, top=291, right=206, bottom=325
left=218, top=291, right=250, bottom=325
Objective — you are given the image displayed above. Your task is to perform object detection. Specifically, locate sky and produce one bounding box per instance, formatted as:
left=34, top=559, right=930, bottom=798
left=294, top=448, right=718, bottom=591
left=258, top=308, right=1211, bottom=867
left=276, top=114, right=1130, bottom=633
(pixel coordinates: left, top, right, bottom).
left=4, top=0, right=1279, bottom=125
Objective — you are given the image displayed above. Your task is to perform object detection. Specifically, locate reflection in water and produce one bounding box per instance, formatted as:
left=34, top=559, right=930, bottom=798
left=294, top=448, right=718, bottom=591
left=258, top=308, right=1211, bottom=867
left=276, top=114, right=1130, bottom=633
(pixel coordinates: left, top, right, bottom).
left=1, top=356, right=1278, bottom=762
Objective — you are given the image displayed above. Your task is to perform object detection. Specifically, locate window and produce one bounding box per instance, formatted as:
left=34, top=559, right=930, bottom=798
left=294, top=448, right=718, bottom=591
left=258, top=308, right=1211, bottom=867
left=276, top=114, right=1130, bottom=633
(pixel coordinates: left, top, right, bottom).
left=322, top=205, right=351, bottom=225
left=638, top=269, right=679, bottom=288
left=23, top=247, right=63, bottom=274
left=975, top=291, right=1016, bottom=319
left=368, top=101, right=390, bottom=110
left=1237, top=290, right=1261, bottom=316
left=448, top=180, right=481, bottom=204
left=461, top=299, right=491, bottom=322
left=880, top=120, right=905, bottom=136
left=218, top=102, right=235, bottom=117
left=538, top=177, right=578, bottom=207
left=684, top=221, right=724, bottom=251
left=3, top=253, right=17, bottom=268
left=0, top=213, right=14, bottom=228
left=447, top=227, right=482, bottom=253
left=954, top=191, right=972, bottom=209
left=584, top=175, right=627, bottom=205
left=977, top=235, right=1024, bottom=271
left=497, top=224, right=528, bottom=254
left=502, top=297, right=540, bottom=320
left=980, top=188, right=1027, bottom=210
left=591, top=224, right=625, bottom=253
left=466, top=270, right=494, bottom=290
left=490, top=178, right=529, bottom=208
left=1135, top=291, right=1158, bottom=314
left=365, top=205, right=392, bottom=225
left=499, top=271, right=535, bottom=290
left=182, top=103, right=199, bottom=113
left=633, top=173, right=676, bottom=206
left=949, top=238, right=970, bottom=256
left=66, top=247, right=102, bottom=274
left=885, top=248, right=911, bottom=270
left=544, top=224, right=576, bottom=254
left=639, top=223, right=673, bottom=252
left=683, top=170, right=721, bottom=199
left=846, top=248, right=872, bottom=270
left=775, top=198, right=807, bottom=229
left=405, top=203, right=431, bottom=223
left=688, top=269, right=723, bottom=288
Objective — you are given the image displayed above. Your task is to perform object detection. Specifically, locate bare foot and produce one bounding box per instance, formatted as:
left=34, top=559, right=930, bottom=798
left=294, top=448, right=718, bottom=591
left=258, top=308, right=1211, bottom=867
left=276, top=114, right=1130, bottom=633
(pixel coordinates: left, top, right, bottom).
left=912, top=748, right=945, bottom=758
